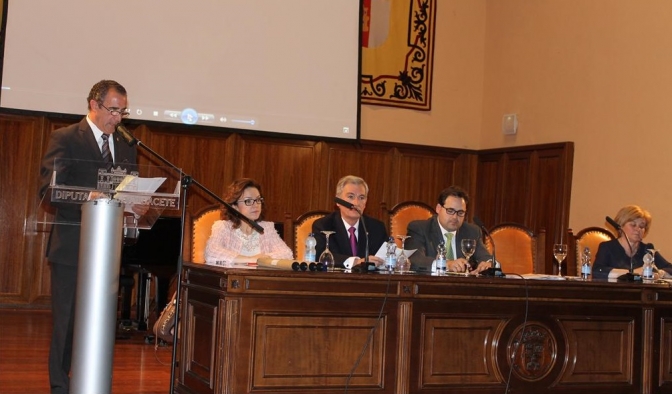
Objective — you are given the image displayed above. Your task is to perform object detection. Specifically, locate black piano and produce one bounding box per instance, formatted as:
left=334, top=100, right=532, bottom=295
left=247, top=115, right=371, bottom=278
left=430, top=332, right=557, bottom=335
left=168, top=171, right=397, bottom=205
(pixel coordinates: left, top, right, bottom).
left=121, top=216, right=183, bottom=331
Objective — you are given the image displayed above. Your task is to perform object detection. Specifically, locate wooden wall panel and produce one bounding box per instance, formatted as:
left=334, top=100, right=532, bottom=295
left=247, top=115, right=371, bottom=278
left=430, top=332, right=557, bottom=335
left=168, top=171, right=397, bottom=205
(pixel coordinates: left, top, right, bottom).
left=393, top=150, right=459, bottom=205
left=476, top=143, right=574, bottom=275
left=236, top=136, right=320, bottom=222
left=323, top=143, right=393, bottom=217
left=0, top=113, right=573, bottom=306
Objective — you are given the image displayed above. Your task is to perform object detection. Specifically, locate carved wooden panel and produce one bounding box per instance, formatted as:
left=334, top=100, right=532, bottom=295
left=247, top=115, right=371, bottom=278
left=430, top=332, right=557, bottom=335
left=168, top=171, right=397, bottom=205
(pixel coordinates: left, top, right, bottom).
left=249, top=313, right=385, bottom=388
left=419, top=315, right=506, bottom=386
left=181, top=290, right=220, bottom=394
left=558, top=317, right=635, bottom=384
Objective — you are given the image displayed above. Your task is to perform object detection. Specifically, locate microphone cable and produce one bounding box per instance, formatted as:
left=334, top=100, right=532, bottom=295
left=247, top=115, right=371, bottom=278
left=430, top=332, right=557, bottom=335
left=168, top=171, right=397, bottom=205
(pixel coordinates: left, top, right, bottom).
left=343, top=269, right=394, bottom=393
left=502, top=273, right=530, bottom=394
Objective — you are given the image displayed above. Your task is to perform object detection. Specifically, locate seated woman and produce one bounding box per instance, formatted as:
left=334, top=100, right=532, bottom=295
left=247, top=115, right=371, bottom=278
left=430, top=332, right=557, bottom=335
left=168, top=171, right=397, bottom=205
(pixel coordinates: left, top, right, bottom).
left=204, top=178, right=293, bottom=266
left=593, top=205, right=672, bottom=280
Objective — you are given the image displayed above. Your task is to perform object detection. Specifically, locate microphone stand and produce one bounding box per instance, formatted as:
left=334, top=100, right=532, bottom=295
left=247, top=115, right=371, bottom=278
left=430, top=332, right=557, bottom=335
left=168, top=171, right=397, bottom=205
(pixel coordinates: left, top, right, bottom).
left=115, top=126, right=263, bottom=393
left=357, top=208, right=372, bottom=271
left=617, top=231, right=640, bottom=282
left=473, top=217, right=505, bottom=277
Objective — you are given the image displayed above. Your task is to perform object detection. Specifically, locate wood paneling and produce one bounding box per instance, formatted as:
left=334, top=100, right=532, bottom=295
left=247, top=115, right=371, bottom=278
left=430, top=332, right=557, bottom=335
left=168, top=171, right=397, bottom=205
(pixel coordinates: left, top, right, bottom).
left=176, top=264, right=669, bottom=394
left=0, top=112, right=573, bottom=306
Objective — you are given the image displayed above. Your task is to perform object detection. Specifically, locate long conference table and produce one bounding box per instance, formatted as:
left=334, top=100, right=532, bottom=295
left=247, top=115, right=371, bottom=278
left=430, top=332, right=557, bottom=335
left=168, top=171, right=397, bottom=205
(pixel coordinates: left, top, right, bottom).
left=174, top=262, right=672, bottom=394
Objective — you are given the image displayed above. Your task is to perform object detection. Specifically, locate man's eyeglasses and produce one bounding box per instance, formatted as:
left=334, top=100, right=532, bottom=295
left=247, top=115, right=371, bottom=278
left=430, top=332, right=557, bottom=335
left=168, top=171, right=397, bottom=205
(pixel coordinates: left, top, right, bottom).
left=238, top=197, right=264, bottom=206
left=99, top=102, right=130, bottom=117
left=443, top=207, right=466, bottom=217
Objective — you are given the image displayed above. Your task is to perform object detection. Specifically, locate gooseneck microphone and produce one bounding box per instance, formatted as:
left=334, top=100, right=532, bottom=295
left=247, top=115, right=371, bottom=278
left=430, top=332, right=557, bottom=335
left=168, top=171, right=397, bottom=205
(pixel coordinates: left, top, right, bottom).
left=334, top=197, right=374, bottom=272
left=473, top=217, right=505, bottom=277
left=115, top=124, right=139, bottom=146
left=606, top=216, right=641, bottom=282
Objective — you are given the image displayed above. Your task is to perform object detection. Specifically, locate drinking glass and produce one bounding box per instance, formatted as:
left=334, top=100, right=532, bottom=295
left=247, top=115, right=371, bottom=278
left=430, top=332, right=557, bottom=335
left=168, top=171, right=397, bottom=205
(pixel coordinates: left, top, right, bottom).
left=396, top=235, right=411, bottom=273
left=319, top=231, right=336, bottom=271
left=460, top=238, right=476, bottom=276
left=553, top=244, right=568, bottom=277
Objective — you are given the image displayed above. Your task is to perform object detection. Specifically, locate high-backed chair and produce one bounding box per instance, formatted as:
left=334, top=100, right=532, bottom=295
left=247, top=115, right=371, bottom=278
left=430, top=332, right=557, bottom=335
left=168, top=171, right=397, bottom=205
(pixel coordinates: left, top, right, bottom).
left=567, top=226, right=615, bottom=276
left=293, top=210, right=330, bottom=260
left=484, top=223, right=545, bottom=275
left=191, top=205, right=224, bottom=264
left=388, top=201, right=435, bottom=247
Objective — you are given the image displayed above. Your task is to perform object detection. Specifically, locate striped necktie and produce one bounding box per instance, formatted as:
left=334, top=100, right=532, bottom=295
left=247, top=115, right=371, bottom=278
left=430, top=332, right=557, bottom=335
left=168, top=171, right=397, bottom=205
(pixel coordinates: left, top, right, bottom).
left=101, top=134, right=113, bottom=170
left=445, top=232, right=454, bottom=260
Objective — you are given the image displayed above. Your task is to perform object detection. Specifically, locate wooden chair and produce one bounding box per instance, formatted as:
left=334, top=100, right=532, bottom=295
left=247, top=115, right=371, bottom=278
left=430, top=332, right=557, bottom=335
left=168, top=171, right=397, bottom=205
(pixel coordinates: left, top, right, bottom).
left=484, top=223, right=545, bottom=275
left=388, top=201, right=435, bottom=247
left=293, top=210, right=330, bottom=260
left=567, top=226, right=615, bottom=276
left=191, top=205, right=224, bottom=264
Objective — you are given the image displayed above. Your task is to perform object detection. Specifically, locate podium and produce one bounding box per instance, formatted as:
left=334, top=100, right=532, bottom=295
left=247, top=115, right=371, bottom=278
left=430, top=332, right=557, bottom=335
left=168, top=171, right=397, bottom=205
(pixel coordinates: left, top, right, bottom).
left=38, top=158, right=181, bottom=394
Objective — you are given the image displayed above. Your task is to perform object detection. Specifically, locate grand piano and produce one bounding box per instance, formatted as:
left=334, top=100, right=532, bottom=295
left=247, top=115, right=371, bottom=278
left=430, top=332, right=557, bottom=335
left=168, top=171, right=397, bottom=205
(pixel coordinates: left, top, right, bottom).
left=121, top=216, right=182, bottom=330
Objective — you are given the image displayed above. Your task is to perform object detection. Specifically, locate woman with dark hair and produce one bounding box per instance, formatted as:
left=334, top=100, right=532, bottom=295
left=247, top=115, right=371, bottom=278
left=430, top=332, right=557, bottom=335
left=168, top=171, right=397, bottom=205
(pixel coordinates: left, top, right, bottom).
left=593, top=205, right=672, bottom=280
left=204, top=178, right=292, bottom=266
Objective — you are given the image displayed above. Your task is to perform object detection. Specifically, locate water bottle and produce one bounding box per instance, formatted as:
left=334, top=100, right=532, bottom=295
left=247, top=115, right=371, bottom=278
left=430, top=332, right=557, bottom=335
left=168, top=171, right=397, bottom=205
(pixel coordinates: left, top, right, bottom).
left=304, top=232, right=317, bottom=263
left=643, top=251, right=655, bottom=280
left=581, top=247, right=592, bottom=280
left=436, top=241, right=447, bottom=275
left=385, top=236, right=397, bottom=272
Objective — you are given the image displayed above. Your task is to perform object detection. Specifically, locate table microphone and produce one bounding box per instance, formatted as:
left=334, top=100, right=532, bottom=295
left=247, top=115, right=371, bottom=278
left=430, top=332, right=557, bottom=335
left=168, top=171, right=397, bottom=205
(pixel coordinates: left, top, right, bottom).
left=334, top=197, right=374, bottom=272
left=606, top=216, right=641, bottom=282
left=473, top=217, right=505, bottom=277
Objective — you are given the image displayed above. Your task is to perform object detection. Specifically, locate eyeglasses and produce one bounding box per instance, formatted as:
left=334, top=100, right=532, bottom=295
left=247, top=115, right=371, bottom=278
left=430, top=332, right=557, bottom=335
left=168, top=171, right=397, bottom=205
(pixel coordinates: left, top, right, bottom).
left=238, top=197, right=264, bottom=206
left=99, top=102, right=130, bottom=117
left=443, top=207, right=466, bottom=217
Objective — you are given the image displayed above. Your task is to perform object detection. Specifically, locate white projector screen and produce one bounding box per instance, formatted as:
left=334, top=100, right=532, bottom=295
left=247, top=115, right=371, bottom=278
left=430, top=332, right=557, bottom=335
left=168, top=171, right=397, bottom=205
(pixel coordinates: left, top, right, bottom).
left=0, top=0, right=362, bottom=140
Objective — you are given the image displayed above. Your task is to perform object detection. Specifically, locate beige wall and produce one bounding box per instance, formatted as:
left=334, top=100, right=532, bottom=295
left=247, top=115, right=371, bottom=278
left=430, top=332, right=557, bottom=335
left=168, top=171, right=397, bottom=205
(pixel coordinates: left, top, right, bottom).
left=364, top=0, right=672, bottom=249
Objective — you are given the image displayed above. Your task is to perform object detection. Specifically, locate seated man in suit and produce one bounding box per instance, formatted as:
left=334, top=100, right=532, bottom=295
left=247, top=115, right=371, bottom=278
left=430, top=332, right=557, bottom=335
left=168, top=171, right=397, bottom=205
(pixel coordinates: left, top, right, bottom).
left=313, top=175, right=388, bottom=269
left=406, top=186, right=493, bottom=274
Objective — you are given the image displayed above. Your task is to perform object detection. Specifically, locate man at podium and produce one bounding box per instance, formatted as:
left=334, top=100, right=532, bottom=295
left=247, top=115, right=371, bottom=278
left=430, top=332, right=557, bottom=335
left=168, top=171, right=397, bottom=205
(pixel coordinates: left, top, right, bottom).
left=38, top=80, right=139, bottom=394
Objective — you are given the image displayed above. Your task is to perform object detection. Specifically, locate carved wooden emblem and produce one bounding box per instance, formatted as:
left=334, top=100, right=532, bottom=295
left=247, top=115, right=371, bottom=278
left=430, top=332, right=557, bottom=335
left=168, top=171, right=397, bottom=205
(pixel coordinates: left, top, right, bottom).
left=508, top=322, right=557, bottom=381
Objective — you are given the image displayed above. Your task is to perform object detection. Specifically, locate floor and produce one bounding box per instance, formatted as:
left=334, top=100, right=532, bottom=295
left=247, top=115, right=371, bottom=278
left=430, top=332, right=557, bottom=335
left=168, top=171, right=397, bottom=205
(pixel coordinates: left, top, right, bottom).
left=0, top=309, right=172, bottom=394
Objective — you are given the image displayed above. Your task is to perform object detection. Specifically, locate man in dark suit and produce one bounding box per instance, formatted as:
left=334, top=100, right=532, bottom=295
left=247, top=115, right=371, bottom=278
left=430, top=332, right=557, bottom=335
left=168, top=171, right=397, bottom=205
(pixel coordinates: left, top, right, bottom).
left=39, top=80, right=139, bottom=394
left=406, top=186, right=493, bottom=274
left=313, top=175, right=388, bottom=269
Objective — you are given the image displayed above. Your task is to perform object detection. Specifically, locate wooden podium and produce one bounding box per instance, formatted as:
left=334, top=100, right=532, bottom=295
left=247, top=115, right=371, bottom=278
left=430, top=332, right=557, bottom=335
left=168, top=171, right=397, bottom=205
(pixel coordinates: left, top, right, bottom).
left=174, top=264, right=672, bottom=394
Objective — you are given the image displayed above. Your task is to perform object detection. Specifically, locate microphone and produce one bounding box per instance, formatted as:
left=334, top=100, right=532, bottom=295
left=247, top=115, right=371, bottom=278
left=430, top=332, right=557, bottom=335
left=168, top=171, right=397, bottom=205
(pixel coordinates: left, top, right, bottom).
left=115, top=123, right=138, bottom=146
left=334, top=197, right=373, bottom=272
left=472, top=217, right=504, bottom=277
left=335, top=196, right=357, bottom=212
left=606, top=216, right=641, bottom=282
left=605, top=216, right=621, bottom=231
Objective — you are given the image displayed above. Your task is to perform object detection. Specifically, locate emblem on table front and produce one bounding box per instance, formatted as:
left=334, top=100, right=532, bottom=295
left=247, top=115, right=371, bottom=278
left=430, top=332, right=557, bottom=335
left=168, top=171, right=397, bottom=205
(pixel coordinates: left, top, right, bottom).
left=508, top=322, right=556, bottom=381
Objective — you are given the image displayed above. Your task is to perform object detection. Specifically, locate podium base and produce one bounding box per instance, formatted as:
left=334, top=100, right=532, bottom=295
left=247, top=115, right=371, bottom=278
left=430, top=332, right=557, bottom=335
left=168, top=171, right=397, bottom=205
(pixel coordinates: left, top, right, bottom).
left=617, top=272, right=642, bottom=282
left=480, top=267, right=505, bottom=277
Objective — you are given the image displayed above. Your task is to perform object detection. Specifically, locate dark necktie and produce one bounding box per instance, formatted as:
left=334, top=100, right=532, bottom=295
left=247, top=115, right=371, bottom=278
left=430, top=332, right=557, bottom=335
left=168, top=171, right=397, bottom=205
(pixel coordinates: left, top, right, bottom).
left=348, top=226, right=357, bottom=256
left=101, top=134, right=113, bottom=170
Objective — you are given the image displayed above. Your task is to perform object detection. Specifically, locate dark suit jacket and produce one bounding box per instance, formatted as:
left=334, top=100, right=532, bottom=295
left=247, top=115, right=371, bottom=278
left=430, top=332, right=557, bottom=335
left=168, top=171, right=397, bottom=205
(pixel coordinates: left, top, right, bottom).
left=312, top=211, right=388, bottom=268
left=39, top=118, right=138, bottom=266
left=406, top=215, right=492, bottom=272
left=592, top=239, right=672, bottom=279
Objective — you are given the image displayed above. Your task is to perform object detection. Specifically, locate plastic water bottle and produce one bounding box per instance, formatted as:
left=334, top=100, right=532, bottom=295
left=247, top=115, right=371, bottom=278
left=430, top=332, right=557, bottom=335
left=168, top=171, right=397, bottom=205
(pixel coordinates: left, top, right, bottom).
left=304, top=232, right=317, bottom=263
left=436, top=241, right=447, bottom=275
left=643, top=251, right=655, bottom=280
left=581, top=247, right=592, bottom=280
left=385, top=236, right=397, bottom=272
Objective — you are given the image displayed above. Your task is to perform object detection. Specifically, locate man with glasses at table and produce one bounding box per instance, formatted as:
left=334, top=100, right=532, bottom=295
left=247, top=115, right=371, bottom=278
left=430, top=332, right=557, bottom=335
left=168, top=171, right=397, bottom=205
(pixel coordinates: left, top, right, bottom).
left=38, top=80, right=140, bottom=394
left=406, top=186, right=493, bottom=274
